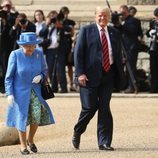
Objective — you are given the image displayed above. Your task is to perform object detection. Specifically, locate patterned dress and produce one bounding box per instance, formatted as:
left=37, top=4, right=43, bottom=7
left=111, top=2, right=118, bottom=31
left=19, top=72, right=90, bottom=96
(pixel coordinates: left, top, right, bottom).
left=27, top=89, right=51, bottom=125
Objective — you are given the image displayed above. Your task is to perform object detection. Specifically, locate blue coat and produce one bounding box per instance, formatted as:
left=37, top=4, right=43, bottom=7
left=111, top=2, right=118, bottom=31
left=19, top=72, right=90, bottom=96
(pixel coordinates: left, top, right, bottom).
left=5, top=48, right=55, bottom=132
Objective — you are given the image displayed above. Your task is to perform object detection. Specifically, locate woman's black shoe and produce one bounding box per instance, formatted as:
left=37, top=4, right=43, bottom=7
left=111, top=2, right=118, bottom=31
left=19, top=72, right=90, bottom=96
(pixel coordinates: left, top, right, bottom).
left=20, top=148, right=30, bottom=155
left=27, top=140, right=38, bottom=153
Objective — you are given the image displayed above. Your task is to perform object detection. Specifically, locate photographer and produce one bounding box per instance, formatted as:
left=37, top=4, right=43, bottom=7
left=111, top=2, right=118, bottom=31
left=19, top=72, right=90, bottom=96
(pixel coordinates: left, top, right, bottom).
left=0, top=8, right=7, bottom=93
left=116, top=5, right=143, bottom=93
left=146, top=8, right=158, bottom=93
left=59, top=6, right=76, bottom=92
left=9, top=13, right=36, bottom=49
left=39, top=11, right=68, bottom=93
left=0, top=0, right=18, bottom=93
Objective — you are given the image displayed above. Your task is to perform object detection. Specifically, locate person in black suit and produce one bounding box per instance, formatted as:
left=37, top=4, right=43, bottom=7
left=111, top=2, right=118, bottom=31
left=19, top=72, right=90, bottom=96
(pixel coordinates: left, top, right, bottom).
left=146, top=8, right=158, bottom=93
left=118, top=5, right=143, bottom=93
left=128, top=6, right=137, bottom=17
left=39, top=11, right=68, bottom=93
left=72, top=6, right=124, bottom=151
left=59, top=6, right=76, bottom=92
left=0, top=0, right=18, bottom=93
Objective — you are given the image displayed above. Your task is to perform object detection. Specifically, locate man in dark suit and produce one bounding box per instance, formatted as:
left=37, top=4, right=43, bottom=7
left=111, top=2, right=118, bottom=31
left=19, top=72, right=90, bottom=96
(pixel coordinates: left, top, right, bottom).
left=72, top=6, right=124, bottom=151
left=146, top=7, right=158, bottom=93
left=119, top=5, right=143, bottom=93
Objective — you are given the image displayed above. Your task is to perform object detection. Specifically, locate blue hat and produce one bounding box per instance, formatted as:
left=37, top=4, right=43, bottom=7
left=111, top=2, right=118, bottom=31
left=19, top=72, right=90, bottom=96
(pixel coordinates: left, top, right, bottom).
left=17, top=32, right=42, bottom=45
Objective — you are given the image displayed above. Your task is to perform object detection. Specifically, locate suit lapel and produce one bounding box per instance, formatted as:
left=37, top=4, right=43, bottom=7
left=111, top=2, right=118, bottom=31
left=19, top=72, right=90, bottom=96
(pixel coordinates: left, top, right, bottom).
left=93, top=24, right=102, bottom=49
left=107, top=26, right=115, bottom=50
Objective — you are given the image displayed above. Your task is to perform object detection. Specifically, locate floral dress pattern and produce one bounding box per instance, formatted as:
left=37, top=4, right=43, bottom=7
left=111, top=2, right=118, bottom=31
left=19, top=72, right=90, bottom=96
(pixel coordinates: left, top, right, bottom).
left=27, top=89, right=51, bottom=126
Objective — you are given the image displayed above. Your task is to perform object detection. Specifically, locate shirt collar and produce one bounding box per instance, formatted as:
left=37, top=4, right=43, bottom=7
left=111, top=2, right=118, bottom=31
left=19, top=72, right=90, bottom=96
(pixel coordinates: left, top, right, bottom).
left=96, top=23, right=108, bottom=32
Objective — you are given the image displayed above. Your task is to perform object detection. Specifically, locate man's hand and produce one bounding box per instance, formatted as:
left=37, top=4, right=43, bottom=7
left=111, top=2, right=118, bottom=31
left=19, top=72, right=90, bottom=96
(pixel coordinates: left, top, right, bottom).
left=32, top=75, right=42, bottom=84
left=78, top=74, right=88, bottom=86
left=7, top=95, right=14, bottom=107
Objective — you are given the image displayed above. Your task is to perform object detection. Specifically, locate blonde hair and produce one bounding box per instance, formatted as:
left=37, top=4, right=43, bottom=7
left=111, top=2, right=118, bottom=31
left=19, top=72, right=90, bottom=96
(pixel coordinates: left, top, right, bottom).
left=95, top=6, right=111, bottom=16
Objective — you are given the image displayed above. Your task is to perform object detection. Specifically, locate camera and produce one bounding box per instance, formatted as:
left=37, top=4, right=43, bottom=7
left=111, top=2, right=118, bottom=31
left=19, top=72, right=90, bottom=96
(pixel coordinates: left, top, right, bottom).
left=111, top=11, right=122, bottom=26
left=50, top=17, right=56, bottom=24
left=19, top=19, right=27, bottom=25
left=49, top=13, right=64, bottom=25
left=0, top=9, right=7, bottom=19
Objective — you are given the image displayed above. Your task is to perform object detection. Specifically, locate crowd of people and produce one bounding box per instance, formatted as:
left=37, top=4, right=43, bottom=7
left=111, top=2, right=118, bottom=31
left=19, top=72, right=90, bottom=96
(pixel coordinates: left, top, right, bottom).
left=0, top=0, right=77, bottom=94
left=111, top=5, right=158, bottom=93
left=0, top=0, right=158, bottom=94
left=1, top=0, right=158, bottom=155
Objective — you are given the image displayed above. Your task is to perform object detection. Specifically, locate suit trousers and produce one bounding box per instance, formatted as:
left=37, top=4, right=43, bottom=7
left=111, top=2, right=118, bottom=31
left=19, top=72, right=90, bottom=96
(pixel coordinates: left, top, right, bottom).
left=45, top=48, right=59, bottom=92
left=127, top=49, right=138, bottom=89
left=74, top=66, right=114, bottom=146
left=150, top=53, right=158, bottom=92
left=57, top=51, right=68, bottom=91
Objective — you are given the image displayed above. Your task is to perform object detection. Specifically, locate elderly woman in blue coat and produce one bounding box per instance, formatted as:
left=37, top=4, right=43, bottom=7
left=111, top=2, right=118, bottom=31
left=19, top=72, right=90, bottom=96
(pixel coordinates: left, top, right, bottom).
left=5, top=32, right=55, bottom=155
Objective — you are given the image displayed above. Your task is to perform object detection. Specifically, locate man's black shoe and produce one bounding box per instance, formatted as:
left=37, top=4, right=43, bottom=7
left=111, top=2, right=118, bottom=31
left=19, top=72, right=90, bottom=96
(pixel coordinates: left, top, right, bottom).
left=99, top=144, right=114, bottom=151
left=72, top=132, right=81, bottom=149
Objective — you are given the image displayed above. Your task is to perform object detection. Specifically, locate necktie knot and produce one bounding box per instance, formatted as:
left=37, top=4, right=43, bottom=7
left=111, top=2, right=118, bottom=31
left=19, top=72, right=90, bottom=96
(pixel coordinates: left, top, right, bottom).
left=101, top=28, right=105, bottom=32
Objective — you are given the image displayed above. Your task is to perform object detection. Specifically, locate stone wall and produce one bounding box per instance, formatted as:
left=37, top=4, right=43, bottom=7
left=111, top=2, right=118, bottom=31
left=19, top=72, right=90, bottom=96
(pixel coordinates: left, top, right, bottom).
left=0, top=0, right=152, bottom=73
left=127, top=0, right=158, bottom=5
left=11, top=0, right=33, bottom=5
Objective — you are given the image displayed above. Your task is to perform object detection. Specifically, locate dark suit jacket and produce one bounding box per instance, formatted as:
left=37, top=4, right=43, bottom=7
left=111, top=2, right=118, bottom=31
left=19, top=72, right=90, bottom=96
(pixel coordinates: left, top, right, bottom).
left=1, top=12, right=18, bottom=55
left=74, top=23, right=125, bottom=89
left=120, top=15, right=143, bottom=51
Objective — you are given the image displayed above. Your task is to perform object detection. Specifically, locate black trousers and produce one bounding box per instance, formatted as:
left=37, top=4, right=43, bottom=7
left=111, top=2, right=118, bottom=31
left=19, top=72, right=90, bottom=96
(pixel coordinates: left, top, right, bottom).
left=0, top=50, right=10, bottom=91
left=150, top=53, right=158, bottom=92
left=74, top=67, right=114, bottom=146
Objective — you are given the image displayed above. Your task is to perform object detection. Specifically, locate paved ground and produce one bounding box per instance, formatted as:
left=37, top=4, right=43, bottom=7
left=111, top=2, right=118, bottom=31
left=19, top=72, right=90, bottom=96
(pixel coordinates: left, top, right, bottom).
left=0, top=93, right=158, bottom=158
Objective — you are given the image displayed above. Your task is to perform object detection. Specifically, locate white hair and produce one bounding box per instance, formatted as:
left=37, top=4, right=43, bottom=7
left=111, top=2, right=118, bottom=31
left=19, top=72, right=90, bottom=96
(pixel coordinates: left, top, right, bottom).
left=95, top=6, right=111, bottom=16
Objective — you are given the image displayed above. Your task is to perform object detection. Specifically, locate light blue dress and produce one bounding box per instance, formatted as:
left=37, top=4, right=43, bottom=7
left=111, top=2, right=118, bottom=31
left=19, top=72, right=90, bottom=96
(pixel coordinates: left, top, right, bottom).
left=5, top=48, right=55, bottom=132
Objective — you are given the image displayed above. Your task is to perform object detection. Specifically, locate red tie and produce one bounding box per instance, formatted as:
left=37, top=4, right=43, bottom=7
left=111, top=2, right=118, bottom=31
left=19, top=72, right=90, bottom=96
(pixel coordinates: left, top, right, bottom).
left=101, top=28, right=110, bottom=72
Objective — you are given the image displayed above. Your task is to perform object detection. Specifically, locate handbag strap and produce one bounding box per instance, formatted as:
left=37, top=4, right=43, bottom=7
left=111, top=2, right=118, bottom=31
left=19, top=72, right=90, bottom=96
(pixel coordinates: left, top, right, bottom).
left=43, top=78, right=49, bottom=85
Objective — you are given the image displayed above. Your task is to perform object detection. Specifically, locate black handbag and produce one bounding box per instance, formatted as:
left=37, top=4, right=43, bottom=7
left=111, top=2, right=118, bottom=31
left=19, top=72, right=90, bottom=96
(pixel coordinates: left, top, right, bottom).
left=41, top=79, right=55, bottom=100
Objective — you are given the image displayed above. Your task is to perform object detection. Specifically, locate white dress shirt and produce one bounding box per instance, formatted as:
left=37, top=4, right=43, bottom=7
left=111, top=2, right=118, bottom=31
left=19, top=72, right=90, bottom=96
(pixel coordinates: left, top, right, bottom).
left=96, top=24, right=114, bottom=65
left=48, top=27, right=59, bottom=49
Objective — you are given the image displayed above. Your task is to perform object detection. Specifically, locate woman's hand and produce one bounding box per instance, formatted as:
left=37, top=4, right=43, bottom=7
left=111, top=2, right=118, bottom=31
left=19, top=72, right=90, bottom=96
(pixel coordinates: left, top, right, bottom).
left=7, top=95, right=14, bottom=107
left=32, top=75, right=42, bottom=84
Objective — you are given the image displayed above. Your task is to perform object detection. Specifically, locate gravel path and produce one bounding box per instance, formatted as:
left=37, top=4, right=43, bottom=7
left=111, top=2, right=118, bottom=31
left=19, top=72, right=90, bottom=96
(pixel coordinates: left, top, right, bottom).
left=0, top=96, right=158, bottom=158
